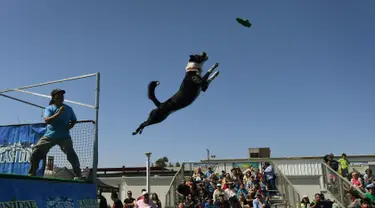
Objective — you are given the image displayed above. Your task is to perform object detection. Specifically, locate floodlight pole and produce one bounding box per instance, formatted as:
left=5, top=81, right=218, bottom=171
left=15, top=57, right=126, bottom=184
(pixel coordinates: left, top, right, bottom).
left=145, top=152, right=152, bottom=194
left=92, top=72, right=100, bottom=184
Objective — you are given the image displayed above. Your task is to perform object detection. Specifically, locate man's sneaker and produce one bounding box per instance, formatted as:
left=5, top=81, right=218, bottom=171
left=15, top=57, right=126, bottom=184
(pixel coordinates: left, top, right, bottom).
left=73, top=177, right=85, bottom=181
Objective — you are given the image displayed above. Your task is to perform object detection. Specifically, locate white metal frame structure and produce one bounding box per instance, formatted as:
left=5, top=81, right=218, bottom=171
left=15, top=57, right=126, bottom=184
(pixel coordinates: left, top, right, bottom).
left=0, top=73, right=100, bottom=183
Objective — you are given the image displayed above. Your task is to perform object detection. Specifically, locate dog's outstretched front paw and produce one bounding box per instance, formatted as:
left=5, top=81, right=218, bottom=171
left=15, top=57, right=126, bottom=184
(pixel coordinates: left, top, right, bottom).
left=208, top=71, right=220, bottom=82
left=207, top=63, right=219, bottom=73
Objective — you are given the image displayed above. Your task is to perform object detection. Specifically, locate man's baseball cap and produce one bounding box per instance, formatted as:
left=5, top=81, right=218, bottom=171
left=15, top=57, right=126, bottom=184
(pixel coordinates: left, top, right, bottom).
left=51, top=89, right=65, bottom=97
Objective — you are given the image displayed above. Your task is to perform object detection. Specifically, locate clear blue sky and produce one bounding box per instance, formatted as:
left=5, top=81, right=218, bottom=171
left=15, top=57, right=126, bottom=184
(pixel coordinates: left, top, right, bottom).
left=0, top=1, right=374, bottom=167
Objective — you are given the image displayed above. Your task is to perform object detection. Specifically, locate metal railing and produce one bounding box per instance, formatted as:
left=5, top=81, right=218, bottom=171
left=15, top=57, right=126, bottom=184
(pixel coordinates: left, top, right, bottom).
left=274, top=164, right=301, bottom=208
left=321, top=162, right=366, bottom=207
left=164, top=164, right=185, bottom=208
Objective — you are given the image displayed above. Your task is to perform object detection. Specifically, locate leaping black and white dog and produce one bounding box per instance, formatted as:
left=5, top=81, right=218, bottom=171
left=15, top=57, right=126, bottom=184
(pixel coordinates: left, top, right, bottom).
left=132, top=52, right=220, bottom=135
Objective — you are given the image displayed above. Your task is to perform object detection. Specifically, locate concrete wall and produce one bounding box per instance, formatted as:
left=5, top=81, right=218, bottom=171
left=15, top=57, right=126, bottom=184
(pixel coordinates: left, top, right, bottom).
left=273, top=156, right=375, bottom=176
left=287, top=176, right=323, bottom=201
left=194, top=155, right=375, bottom=177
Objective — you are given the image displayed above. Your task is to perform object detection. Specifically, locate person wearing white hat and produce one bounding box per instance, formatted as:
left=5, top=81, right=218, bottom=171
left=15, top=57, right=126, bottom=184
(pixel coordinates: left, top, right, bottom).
left=135, top=191, right=157, bottom=208
left=300, top=195, right=310, bottom=208
left=213, top=184, right=225, bottom=202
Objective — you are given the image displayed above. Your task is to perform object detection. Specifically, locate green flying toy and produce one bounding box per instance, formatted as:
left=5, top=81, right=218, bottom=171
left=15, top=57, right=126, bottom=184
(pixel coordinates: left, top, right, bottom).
left=236, top=18, right=252, bottom=28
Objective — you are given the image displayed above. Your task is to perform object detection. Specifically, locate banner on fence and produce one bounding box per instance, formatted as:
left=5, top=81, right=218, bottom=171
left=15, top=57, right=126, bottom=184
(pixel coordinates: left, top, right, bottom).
left=232, top=162, right=260, bottom=173
left=192, top=163, right=218, bottom=173
left=0, top=176, right=97, bottom=208
left=0, top=124, right=46, bottom=176
left=348, top=162, right=369, bottom=174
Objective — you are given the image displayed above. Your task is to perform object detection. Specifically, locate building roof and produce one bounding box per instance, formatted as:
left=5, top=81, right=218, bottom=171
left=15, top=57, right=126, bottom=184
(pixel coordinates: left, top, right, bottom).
left=199, top=154, right=375, bottom=163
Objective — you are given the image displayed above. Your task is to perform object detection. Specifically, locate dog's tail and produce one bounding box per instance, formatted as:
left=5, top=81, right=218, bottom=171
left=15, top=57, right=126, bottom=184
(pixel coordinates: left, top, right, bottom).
left=148, top=81, right=161, bottom=107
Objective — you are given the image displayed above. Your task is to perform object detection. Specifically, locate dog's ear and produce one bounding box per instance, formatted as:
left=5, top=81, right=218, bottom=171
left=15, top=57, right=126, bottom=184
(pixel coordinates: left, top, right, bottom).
left=189, top=55, right=195, bottom=62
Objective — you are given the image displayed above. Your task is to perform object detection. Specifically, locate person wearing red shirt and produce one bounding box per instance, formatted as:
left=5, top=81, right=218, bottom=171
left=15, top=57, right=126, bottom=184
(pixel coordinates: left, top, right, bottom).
left=137, top=189, right=146, bottom=200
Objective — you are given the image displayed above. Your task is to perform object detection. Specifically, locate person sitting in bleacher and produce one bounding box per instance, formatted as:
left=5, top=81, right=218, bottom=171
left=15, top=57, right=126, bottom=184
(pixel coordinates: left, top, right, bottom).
left=310, top=193, right=323, bottom=208
left=214, top=193, right=230, bottom=208
left=243, top=171, right=252, bottom=184
left=221, top=173, right=232, bottom=189
left=364, top=169, right=374, bottom=187
left=252, top=193, right=269, bottom=208
left=206, top=167, right=215, bottom=178
left=213, top=184, right=225, bottom=202
left=259, top=177, right=267, bottom=193
left=219, top=170, right=226, bottom=180
left=206, top=176, right=217, bottom=199
left=254, top=169, right=262, bottom=182
left=366, top=178, right=375, bottom=189
left=193, top=168, right=205, bottom=182
left=245, top=175, right=256, bottom=191
left=224, top=182, right=237, bottom=200
left=364, top=186, right=375, bottom=205
left=299, top=195, right=310, bottom=208
left=351, top=172, right=364, bottom=191
left=236, top=183, right=248, bottom=198
left=360, top=198, right=372, bottom=208
left=238, top=193, right=249, bottom=208
left=204, top=197, right=215, bottom=208
left=347, top=191, right=362, bottom=208
left=183, top=194, right=195, bottom=208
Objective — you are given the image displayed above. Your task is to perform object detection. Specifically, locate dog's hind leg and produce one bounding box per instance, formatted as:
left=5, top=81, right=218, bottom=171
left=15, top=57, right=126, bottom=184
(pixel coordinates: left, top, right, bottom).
left=148, top=81, right=161, bottom=107
left=132, top=121, right=148, bottom=135
left=132, top=108, right=169, bottom=135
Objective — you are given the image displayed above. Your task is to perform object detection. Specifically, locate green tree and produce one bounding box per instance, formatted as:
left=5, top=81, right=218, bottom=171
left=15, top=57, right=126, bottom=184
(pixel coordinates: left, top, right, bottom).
left=175, top=162, right=181, bottom=167
left=155, top=157, right=169, bottom=168
left=168, top=162, right=174, bottom=167
left=151, top=163, right=155, bottom=167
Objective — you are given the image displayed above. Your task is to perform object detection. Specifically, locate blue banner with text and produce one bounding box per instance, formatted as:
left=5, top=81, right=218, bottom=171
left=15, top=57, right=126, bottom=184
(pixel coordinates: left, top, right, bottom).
left=0, top=123, right=46, bottom=176
left=0, top=176, right=97, bottom=208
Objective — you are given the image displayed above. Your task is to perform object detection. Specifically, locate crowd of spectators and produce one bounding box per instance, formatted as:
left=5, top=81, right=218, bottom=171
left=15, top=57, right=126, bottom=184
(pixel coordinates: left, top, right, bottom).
left=323, top=153, right=375, bottom=208
left=176, top=162, right=276, bottom=208
left=97, top=189, right=162, bottom=208
left=96, top=154, right=375, bottom=208
left=299, top=193, right=344, bottom=208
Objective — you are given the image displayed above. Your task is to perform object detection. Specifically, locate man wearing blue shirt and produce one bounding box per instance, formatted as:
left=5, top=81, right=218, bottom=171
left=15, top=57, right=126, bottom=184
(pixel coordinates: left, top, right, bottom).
left=206, top=167, right=214, bottom=178
left=28, top=89, right=82, bottom=179
left=253, top=194, right=266, bottom=208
